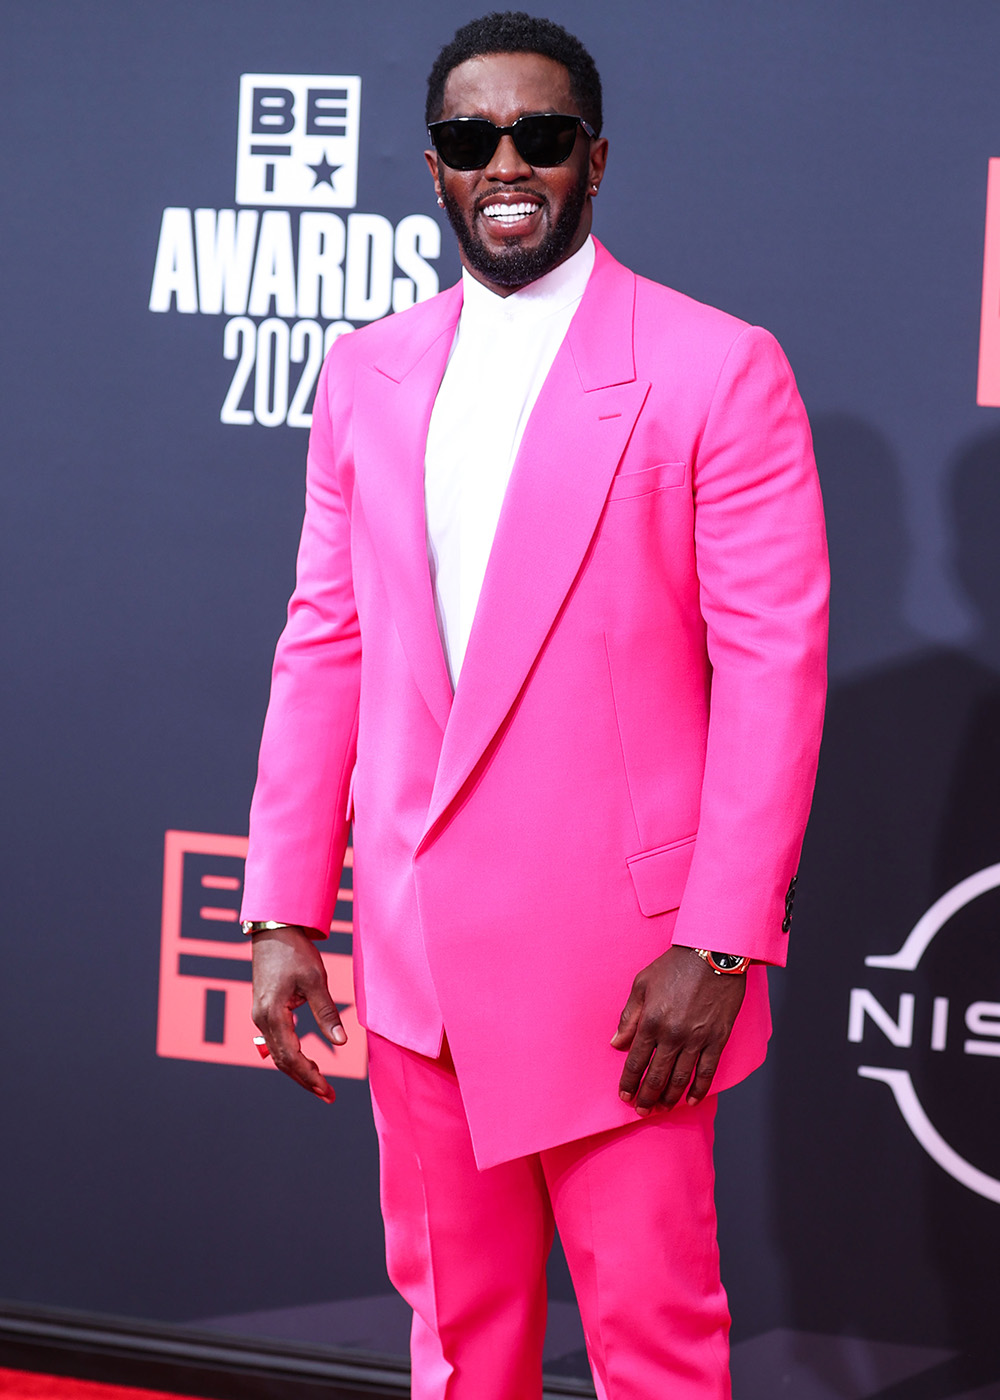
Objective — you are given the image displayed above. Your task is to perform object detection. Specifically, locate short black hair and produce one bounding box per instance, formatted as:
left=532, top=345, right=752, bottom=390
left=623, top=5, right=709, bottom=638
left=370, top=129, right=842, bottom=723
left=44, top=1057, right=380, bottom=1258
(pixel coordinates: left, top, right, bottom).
left=425, top=11, right=603, bottom=134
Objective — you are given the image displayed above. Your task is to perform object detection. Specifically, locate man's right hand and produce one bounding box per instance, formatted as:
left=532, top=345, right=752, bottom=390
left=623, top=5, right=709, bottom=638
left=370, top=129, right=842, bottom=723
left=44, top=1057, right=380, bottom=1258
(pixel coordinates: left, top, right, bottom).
left=251, top=925, right=346, bottom=1103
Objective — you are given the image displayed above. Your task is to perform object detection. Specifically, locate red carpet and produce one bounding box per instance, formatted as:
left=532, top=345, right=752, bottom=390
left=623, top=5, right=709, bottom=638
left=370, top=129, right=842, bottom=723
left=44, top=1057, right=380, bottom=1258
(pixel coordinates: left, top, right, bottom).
left=0, top=1370, right=192, bottom=1399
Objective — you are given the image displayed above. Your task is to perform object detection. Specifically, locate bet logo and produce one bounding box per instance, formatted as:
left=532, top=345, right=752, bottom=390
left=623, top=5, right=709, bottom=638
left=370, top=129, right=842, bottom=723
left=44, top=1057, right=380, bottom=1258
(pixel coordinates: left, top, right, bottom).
left=235, top=74, right=361, bottom=209
left=849, top=863, right=1000, bottom=1203
left=156, top=830, right=366, bottom=1080
left=148, top=73, right=441, bottom=429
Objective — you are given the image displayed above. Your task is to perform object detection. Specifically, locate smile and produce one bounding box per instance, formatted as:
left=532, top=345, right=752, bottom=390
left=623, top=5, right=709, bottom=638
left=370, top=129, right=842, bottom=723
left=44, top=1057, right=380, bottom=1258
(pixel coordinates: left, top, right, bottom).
left=481, top=201, right=541, bottom=225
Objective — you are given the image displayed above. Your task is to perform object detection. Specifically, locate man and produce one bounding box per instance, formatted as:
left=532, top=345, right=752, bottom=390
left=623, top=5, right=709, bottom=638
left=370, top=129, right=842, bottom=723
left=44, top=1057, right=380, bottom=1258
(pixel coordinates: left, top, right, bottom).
left=243, top=12, right=828, bottom=1399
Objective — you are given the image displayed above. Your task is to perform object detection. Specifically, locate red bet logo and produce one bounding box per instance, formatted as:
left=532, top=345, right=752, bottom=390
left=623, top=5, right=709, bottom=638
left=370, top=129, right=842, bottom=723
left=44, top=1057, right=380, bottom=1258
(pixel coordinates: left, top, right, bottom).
left=156, top=829, right=367, bottom=1078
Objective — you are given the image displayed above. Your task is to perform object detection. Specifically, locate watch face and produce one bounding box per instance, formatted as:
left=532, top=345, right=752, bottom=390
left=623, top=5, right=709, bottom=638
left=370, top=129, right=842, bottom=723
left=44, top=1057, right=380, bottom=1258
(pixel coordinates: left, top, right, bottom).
left=711, top=952, right=744, bottom=971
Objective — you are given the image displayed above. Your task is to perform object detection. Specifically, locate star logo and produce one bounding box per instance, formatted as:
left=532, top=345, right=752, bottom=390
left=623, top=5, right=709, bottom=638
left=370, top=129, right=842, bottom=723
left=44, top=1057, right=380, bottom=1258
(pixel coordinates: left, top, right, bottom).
left=307, top=151, right=342, bottom=189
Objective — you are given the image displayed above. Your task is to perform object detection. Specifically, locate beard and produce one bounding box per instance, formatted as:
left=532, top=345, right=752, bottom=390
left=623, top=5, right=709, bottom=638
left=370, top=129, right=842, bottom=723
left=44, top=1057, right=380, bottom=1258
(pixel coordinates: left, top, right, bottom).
left=439, top=166, right=590, bottom=290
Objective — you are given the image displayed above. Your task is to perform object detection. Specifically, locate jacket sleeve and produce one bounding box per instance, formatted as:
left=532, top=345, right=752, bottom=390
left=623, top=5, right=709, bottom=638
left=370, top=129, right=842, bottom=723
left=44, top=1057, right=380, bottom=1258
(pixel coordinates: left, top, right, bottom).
left=240, top=348, right=361, bottom=936
left=670, top=325, right=829, bottom=966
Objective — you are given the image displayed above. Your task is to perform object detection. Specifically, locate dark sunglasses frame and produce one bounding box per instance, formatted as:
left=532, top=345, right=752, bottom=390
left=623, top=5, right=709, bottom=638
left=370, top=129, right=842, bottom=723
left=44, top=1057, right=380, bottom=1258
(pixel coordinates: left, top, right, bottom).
left=427, top=112, right=597, bottom=171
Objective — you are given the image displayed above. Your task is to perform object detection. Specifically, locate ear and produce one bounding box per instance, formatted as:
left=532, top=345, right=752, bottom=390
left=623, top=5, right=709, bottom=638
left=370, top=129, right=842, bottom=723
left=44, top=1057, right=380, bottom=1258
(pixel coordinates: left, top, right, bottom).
left=588, top=135, right=609, bottom=195
left=424, top=149, right=443, bottom=204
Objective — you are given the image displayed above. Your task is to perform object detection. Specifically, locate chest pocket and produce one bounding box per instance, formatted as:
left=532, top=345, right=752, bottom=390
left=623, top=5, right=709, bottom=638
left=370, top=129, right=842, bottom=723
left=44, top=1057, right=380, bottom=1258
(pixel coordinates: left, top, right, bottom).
left=606, top=460, right=687, bottom=501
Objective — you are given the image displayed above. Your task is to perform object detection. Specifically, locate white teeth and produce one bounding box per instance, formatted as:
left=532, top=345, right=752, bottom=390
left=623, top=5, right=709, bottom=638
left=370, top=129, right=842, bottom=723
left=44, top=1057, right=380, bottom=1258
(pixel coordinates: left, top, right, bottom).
left=482, top=202, right=538, bottom=220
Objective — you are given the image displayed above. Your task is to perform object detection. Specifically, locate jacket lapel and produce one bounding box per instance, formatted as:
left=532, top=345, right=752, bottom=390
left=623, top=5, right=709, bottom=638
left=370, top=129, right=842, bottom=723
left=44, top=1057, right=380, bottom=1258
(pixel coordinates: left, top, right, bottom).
left=351, top=285, right=462, bottom=733
left=422, top=245, right=650, bottom=840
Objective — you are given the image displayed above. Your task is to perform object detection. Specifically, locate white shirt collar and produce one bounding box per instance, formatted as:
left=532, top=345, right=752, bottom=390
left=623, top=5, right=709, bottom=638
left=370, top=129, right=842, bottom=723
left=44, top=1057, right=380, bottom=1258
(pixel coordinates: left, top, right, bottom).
left=458, top=234, right=595, bottom=330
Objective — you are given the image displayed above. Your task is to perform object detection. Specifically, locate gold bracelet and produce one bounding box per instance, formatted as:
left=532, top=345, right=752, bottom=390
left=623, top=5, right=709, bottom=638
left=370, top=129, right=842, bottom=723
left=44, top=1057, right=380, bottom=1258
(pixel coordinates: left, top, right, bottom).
left=241, top=920, right=293, bottom=936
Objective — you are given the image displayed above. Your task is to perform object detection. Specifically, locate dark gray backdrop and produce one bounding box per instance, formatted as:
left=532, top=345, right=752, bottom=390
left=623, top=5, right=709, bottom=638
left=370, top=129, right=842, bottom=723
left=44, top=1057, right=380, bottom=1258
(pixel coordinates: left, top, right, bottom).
left=4, top=3, right=1000, bottom=1396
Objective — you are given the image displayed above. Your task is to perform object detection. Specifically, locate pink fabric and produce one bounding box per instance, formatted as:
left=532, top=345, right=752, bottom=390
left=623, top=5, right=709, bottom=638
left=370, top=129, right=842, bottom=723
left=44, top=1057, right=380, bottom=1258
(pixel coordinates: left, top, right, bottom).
left=367, top=1031, right=731, bottom=1400
left=242, top=239, right=829, bottom=1168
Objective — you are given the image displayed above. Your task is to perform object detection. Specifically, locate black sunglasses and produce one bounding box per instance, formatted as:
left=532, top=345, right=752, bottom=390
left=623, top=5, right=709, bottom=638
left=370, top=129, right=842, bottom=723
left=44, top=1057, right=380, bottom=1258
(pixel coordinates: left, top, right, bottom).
left=427, top=113, right=596, bottom=171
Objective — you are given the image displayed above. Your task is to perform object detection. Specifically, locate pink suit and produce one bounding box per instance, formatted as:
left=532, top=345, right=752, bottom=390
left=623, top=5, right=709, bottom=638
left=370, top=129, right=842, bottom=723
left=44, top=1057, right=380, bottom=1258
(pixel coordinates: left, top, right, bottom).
left=242, top=239, right=829, bottom=1394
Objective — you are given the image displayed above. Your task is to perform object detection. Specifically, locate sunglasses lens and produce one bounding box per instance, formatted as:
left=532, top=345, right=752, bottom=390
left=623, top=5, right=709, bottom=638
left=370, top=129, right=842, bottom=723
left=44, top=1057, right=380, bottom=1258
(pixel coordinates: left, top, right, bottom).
left=431, top=115, right=584, bottom=170
left=432, top=120, right=497, bottom=170
left=513, top=115, right=580, bottom=166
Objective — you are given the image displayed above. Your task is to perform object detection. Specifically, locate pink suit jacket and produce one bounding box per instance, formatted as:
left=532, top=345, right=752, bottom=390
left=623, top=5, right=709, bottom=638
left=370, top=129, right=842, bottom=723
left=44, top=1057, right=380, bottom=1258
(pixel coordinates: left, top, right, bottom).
left=242, top=239, right=829, bottom=1170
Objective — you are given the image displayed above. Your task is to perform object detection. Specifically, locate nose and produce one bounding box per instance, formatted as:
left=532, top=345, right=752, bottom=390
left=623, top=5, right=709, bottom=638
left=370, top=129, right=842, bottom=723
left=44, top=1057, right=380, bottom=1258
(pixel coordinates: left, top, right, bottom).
left=482, top=132, right=533, bottom=182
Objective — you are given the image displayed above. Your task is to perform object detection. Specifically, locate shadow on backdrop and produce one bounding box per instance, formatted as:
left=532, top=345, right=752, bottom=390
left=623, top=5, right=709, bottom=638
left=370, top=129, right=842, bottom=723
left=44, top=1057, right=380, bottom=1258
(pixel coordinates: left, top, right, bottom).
left=768, top=420, right=1000, bottom=1398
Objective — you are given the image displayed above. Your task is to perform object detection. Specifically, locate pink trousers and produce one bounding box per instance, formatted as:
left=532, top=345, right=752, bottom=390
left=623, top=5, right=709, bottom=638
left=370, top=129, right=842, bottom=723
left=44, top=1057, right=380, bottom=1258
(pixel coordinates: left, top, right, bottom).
left=366, top=1031, right=732, bottom=1400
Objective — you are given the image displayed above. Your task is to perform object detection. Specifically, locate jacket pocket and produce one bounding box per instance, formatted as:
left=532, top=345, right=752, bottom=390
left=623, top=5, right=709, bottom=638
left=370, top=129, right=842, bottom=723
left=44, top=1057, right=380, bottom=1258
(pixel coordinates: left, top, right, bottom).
left=626, top=834, right=697, bottom=916
left=607, top=460, right=687, bottom=501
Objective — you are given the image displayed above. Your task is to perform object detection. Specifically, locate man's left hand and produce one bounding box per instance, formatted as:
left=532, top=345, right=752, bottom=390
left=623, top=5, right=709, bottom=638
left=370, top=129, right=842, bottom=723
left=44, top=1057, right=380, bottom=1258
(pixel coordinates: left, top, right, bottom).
left=611, top=945, right=746, bottom=1113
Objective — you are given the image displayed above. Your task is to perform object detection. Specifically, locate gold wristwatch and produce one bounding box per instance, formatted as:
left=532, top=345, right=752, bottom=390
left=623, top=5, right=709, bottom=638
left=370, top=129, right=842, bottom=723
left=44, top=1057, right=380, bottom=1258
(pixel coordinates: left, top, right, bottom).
left=692, top=949, right=751, bottom=976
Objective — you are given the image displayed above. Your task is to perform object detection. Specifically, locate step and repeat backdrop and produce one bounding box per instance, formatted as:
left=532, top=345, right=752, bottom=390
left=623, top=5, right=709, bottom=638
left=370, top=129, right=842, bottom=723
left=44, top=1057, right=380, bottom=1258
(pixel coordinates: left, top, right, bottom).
left=5, top=1, right=1000, bottom=1394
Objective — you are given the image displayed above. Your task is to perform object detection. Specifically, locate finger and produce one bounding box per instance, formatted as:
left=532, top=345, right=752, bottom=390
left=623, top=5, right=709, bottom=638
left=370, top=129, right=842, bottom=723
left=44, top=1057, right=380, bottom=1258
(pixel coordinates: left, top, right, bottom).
left=308, top=984, right=348, bottom=1047
left=255, top=1000, right=335, bottom=1102
left=635, top=1043, right=693, bottom=1114
left=611, top=987, right=644, bottom=1049
left=685, top=1043, right=724, bottom=1106
left=274, top=1036, right=337, bottom=1103
left=658, top=1046, right=700, bottom=1111
left=618, top=1029, right=658, bottom=1102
